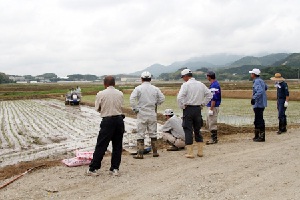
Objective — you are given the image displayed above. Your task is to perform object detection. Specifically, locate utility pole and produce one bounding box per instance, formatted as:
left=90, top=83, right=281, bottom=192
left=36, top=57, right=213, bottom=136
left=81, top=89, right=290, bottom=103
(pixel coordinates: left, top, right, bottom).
left=298, top=67, right=300, bottom=83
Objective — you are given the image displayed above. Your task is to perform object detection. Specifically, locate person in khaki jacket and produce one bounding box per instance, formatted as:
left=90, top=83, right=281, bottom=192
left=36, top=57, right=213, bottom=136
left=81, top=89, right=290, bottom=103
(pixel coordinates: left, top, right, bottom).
left=177, top=69, right=212, bottom=158
left=86, top=76, right=125, bottom=177
left=130, top=71, right=165, bottom=159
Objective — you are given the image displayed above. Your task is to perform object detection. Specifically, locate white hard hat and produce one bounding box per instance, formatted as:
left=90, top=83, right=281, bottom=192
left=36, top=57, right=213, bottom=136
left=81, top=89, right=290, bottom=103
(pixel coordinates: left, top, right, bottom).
left=141, top=71, right=152, bottom=78
left=249, top=68, right=261, bottom=75
left=164, top=109, right=174, bottom=116
left=181, top=68, right=192, bottom=77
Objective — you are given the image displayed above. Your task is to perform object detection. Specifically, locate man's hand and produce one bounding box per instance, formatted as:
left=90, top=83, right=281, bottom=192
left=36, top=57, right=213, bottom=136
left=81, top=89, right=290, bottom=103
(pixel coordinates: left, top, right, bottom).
left=251, top=99, right=255, bottom=105
left=208, top=110, right=214, bottom=116
left=132, top=108, right=139, bottom=114
left=284, top=101, right=288, bottom=107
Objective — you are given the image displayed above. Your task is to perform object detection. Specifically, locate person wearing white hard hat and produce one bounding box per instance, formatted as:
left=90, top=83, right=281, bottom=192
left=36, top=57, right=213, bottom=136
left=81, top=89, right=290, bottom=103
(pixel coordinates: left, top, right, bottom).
left=177, top=68, right=213, bottom=158
left=130, top=71, right=165, bottom=159
left=270, top=73, right=289, bottom=134
left=160, top=109, right=185, bottom=151
left=249, top=68, right=268, bottom=142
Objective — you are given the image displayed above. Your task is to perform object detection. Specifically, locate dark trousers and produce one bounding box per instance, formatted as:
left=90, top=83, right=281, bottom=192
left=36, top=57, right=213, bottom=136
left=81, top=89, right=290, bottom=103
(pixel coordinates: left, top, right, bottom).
left=89, top=115, right=125, bottom=171
left=182, top=106, right=203, bottom=145
left=277, top=99, right=287, bottom=124
left=253, top=108, right=265, bottom=130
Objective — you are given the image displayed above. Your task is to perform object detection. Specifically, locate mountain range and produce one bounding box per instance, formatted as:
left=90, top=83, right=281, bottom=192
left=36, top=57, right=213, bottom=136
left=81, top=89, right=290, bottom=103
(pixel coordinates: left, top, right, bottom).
left=130, top=53, right=292, bottom=77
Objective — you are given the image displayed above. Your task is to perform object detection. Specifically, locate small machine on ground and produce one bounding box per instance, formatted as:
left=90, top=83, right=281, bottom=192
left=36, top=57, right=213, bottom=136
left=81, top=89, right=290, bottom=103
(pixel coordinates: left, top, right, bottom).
left=65, top=87, right=81, bottom=105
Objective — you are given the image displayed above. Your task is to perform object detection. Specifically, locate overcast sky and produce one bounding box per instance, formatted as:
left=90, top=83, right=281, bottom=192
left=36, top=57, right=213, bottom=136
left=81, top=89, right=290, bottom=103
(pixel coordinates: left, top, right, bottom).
left=1, top=0, right=300, bottom=76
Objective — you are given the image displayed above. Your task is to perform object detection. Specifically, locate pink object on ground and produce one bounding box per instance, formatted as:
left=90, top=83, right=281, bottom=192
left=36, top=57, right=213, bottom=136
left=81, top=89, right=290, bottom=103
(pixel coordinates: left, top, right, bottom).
left=62, top=157, right=91, bottom=167
left=61, top=150, right=94, bottom=167
left=75, top=150, right=94, bottom=160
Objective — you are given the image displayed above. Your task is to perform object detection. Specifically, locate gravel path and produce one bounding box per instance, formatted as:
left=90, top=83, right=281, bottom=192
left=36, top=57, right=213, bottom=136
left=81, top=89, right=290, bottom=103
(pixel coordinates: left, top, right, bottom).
left=1, top=128, right=300, bottom=200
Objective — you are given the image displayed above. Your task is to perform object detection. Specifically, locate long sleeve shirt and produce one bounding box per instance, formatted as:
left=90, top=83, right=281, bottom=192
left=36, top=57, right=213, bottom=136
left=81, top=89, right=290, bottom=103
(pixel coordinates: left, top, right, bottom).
left=177, top=78, right=212, bottom=109
left=130, top=82, right=165, bottom=117
left=207, top=80, right=221, bottom=107
left=161, top=115, right=185, bottom=140
left=277, top=81, right=289, bottom=100
left=95, top=86, right=124, bottom=118
left=252, top=77, right=268, bottom=108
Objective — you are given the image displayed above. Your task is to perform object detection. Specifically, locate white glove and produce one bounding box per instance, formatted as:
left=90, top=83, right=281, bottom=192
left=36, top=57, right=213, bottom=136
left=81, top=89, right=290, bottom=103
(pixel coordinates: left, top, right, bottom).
left=284, top=101, right=288, bottom=107
left=208, top=110, right=214, bottom=116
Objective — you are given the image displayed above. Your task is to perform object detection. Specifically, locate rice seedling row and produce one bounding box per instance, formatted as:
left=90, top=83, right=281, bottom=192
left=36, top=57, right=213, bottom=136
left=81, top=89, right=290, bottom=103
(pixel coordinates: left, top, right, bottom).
left=0, top=99, right=141, bottom=167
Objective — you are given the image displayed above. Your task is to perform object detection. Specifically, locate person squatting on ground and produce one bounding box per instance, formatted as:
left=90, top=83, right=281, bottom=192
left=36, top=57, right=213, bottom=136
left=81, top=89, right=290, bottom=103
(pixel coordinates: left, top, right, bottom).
left=177, top=69, right=213, bottom=158
left=161, top=109, right=186, bottom=151
left=270, top=73, right=289, bottom=134
left=206, top=71, right=221, bottom=145
left=249, top=68, right=268, bottom=142
left=130, top=71, right=165, bottom=159
left=86, top=76, right=125, bottom=177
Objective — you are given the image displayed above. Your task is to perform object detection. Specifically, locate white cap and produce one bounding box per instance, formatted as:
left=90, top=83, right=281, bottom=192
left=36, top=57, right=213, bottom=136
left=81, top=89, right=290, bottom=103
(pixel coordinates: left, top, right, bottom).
left=181, top=69, right=192, bottom=77
left=249, top=68, right=261, bottom=75
left=164, top=109, right=174, bottom=116
left=141, top=71, right=152, bottom=78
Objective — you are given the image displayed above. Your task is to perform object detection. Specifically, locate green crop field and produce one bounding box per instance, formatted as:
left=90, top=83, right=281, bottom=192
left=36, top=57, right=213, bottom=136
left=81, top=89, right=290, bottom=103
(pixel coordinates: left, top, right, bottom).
left=1, top=82, right=299, bottom=126
left=83, top=94, right=300, bottom=126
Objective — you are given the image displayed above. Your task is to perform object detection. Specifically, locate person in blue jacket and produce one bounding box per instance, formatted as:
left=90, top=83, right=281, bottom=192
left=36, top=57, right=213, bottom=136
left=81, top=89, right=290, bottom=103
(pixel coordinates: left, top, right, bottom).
left=249, top=68, right=268, bottom=142
left=206, top=71, right=221, bottom=144
left=270, top=73, right=289, bottom=134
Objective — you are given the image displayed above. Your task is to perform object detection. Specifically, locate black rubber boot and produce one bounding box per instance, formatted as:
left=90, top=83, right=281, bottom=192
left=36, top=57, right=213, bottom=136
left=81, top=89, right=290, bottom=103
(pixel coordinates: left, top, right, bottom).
left=206, top=130, right=218, bottom=145
left=133, top=139, right=144, bottom=159
left=277, top=120, right=286, bottom=134
left=255, top=128, right=265, bottom=142
left=277, top=120, right=282, bottom=134
left=253, top=129, right=260, bottom=141
left=282, top=118, right=287, bottom=133
left=151, top=138, right=159, bottom=157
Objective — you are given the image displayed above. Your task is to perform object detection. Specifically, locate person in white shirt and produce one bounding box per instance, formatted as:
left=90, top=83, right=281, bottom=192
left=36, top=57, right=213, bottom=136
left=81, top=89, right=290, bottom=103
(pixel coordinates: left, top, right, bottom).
left=161, top=109, right=185, bottom=151
left=177, top=69, right=212, bottom=158
left=130, top=71, right=165, bottom=159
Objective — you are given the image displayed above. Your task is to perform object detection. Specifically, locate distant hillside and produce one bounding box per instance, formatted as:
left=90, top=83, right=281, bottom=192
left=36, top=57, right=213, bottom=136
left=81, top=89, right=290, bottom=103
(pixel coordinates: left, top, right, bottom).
left=130, top=54, right=243, bottom=77
left=218, top=65, right=266, bottom=75
left=229, top=53, right=290, bottom=68
left=130, top=64, right=169, bottom=77
left=217, top=64, right=299, bottom=81
left=131, top=53, right=293, bottom=78
left=272, top=53, right=300, bottom=67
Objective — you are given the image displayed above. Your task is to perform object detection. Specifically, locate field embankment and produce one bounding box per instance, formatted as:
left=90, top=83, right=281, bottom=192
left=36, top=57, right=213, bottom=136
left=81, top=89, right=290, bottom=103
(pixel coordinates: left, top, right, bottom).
left=122, top=89, right=300, bottom=101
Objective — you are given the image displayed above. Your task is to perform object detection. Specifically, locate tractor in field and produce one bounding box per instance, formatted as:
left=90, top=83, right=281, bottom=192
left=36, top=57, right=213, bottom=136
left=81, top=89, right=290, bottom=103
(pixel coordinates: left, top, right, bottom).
left=65, top=87, right=81, bottom=105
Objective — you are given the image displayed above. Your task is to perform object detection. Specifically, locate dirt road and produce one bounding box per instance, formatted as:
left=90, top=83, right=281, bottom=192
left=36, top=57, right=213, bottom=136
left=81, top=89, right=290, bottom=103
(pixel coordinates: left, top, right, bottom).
left=1, top=128, right=300, bottom=200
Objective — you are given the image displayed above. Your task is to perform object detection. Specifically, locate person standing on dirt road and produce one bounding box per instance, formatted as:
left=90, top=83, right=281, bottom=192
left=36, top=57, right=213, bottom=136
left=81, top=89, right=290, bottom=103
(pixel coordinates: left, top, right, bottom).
left=161, top=109, right=186, bottom=151
left=86, top=76, right=125, bottom=177
left=206, top=71, right=221, bottom=145
left=130, top=71, right=165, bottom=159
left=270, top=73, right=289, bottom=134
left=249, top=68, right=268, bottom=142
left=177, top=69, right=212, bottom=158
